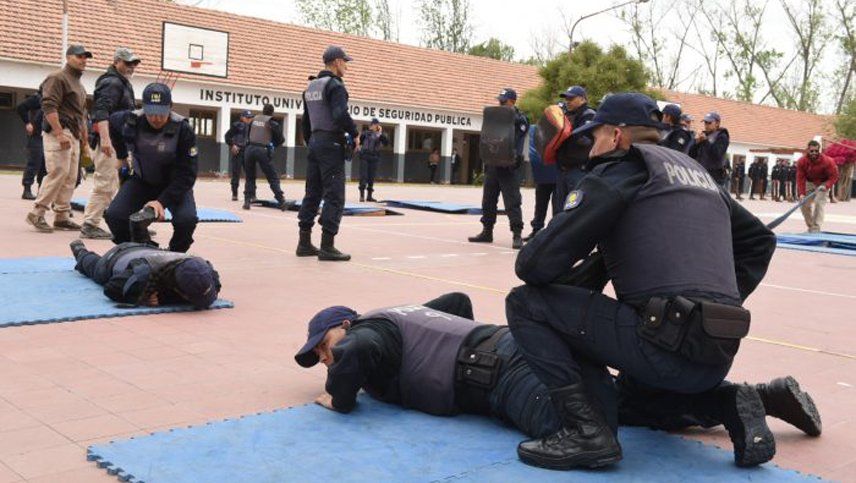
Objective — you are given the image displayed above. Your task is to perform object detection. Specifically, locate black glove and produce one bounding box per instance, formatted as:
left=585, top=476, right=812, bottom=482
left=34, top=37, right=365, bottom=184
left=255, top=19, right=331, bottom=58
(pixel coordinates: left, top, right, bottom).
left=554, top=251, right=609, bottom=292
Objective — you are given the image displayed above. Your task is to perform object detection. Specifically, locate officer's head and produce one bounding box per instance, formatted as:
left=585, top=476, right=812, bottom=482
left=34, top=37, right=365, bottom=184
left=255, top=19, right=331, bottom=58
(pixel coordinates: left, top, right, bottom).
left=295, top=306, right=359, bottom=368
left=323, top=46, right=352, bottom=77
left=559, top=86, right=587, bottom=111
left=571, top=92, right=663, bottom=159
left=262, top=104, right=274, bottom=116
left=496, top=88, right=517, bottom=106
left=65, top=44, right=92, bottom=71
left=703, top=111, right=721, bottom=132
left=142, top=83, right=173, bottom=129
left=370, top=117, right=381, bottom=131
left=662, top=104, right=682, bottom=126
left=172, top=258, right=220, bottom=309
left=240, top=110, right=254, bottom=122
left=680, top=113, right=693, bottom=129
left=807, top=140, right=821, bottom=161
left=113, top=47, right=141, bottom=78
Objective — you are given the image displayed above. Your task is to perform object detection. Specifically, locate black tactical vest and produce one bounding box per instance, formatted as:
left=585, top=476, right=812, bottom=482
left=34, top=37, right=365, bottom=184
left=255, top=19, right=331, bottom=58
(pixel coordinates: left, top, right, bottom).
left=129, top=110, right=183, bottom=186
left=361, top=131, right=383, bottom=155
left=358, top=305, right=480, bottom=416
left=305, top=77, right=336, bottom=133
left=248, top=114, right=273, bottom=145
left=109, top=244, right=190, bottom=275
left=599, top=144, right=741, bottom=306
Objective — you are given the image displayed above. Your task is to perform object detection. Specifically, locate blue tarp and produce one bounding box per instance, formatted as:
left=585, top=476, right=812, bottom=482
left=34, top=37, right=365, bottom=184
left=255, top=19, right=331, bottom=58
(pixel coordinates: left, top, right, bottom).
left=776, top=232, right=856, bottom=255
left=382, top=199, right=501, bottom=215
left=71, top=199, right=242, bottom=223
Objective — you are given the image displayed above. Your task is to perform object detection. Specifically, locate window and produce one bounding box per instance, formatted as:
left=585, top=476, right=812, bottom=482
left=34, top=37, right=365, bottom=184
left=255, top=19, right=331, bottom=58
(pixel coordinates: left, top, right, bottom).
left=0, top=91, right=14, bottom=109
left=732, top=154, right=746, bottom=165
left=408, top=129, right=441, bottom=152
left=188, top=109, right=217, bottom=139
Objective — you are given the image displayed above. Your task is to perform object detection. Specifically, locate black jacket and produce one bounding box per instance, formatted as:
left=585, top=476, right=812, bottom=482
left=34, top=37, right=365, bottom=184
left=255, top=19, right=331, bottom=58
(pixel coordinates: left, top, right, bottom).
left=301, top=70, right=357, bottom=143
left=92, top=66, right=136, bottom=123
left=660, top=125, right=693, bottom=154
left=16, top=93, right=43, bottom=146
left=224, top=121, right=248, bottom=148
left=689, top=128, right=730, bottom=173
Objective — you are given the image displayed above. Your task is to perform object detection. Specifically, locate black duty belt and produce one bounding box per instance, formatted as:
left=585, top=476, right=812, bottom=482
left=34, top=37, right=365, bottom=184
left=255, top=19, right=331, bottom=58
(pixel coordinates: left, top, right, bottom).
left=454, top=327, right=510, bottom=414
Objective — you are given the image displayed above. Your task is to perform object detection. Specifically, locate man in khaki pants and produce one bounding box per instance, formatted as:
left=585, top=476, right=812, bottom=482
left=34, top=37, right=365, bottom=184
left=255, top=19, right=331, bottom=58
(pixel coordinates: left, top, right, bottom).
left=797, top=140, right=839, bottom=233
left=81, top=47, right=140, bottom=239
left=26, top=45, right=91, bottom=233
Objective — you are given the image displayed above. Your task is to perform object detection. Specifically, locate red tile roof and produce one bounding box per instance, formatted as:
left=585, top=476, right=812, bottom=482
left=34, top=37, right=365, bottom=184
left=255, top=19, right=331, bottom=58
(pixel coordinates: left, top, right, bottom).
left=1, top=0, right=540, bottom=115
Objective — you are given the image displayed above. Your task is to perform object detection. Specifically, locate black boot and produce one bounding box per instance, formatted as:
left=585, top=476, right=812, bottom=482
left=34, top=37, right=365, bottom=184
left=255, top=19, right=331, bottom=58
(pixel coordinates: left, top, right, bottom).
left=517, top=384, right=622, bottom=470
left=231, top=189, right=238, bottom=201
left=69, top=239, right=86, bottom=259
left=512, top=230, right=523, bottom=250
left=756, top=376, right=821, bottom=437
left=296, top=230, right=320, bottom=257
left=359, top=189, right=365, bottom=203
left=523, top=229, right=539, bottom=242
left=708, top=384, right=776, bottom=467
left=468, top=226, right=493, bottom=243
left=242, top=199, right=251, bottom=210
left=129, top=207, right=156, bottom=244
left=366, top=189, right=377, bottom=202
left=276, top=197, right=293, bottom=212
left=318, top=231, right=351, bottom=261
left=22, top=185, right=35, bottom=200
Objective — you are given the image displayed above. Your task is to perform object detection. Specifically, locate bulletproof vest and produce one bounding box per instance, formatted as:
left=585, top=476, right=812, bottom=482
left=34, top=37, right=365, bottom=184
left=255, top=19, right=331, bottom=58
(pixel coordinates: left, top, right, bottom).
left=129, top=109, right=183, bottom=186
left=599, top=144, right=741, bottom=306
left=361, top=131, right=383, bottom=155
left=248, top=114, right=273, bottom=145
left=109, top=244, right=189, bottom=275
left=305, top=76, right=337, bottom=133
left=358, top=304, right=480, bottom=416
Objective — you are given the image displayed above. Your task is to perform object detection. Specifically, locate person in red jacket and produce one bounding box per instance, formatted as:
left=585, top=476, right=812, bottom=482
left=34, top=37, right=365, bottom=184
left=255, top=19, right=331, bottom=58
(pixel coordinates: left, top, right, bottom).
left=797, top=140, right=839, bottom=232
left=825, top=138, right=856, bottom=202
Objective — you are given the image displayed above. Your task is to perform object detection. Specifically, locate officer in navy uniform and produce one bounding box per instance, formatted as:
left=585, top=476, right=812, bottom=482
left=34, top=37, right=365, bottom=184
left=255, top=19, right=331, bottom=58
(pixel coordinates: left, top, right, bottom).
left=357, top=118, right=389, bottom=202
left=104, top=83, right=199, bottom=253
left=505, top=93, right=777, bottom=470
left=224, top=110, right=254, bottom=201
left=659, top=104, right=693, bottom=154
left=553, top=86, right=597, bottom=212
left=469, top=88, right=529, bottom=249
left=243, top=103, right=288, bottom=210
left=15, top=91, right=46, bottom=200
left=296, top=46, right=358, bottom=262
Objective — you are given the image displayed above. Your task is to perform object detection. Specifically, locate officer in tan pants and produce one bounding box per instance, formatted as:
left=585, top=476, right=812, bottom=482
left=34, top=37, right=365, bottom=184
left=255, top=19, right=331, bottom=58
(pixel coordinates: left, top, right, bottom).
left=26, top=45, right=90, bottom=233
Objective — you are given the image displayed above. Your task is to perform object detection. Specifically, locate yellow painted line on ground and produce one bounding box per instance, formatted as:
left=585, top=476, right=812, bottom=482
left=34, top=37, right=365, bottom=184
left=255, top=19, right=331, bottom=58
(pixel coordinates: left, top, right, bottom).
left=205, top=234, right=855, bottom=361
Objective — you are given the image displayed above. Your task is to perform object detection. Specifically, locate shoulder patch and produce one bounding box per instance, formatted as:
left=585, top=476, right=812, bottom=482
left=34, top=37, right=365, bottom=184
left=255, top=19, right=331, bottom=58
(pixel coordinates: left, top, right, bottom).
left=564, top=190, right=584, bottom=211
left=189, top=146, right=198, bottom=157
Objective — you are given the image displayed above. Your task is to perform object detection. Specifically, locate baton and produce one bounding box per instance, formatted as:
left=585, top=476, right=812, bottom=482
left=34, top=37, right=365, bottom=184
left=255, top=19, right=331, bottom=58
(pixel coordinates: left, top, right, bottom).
left=765, top=190, right=818, bottom=230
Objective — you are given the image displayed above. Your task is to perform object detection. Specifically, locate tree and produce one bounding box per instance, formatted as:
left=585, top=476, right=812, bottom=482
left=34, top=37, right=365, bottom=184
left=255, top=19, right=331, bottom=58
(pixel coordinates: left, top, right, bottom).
left=777, top=0, right=830, bottom=112
left=686, top=1, right=726, bottom=97
left=833, top=0, right=856, bottom=115
left=374, top=0, right=399, bottom=41
left=297, top=0, right=373, bottom=37
left=419, top=0, right=473, bottom=53
left=468, top=38, right=515, bottom=61
left=518, top=40, right=654, bottom=120
left=835, top=96, right=856, bottom=138
left=524, top=26, right=561, bottom=67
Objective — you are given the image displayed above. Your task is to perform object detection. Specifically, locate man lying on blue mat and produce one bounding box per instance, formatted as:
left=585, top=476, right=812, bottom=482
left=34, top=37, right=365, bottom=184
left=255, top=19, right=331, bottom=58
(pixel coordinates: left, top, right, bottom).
left=295, top=292, right=820, bottom=468
left=69, top=240, right=220, bottom=308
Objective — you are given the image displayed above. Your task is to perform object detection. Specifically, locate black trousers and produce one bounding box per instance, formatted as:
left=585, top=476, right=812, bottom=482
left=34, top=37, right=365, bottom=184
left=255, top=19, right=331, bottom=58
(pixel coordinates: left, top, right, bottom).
left=74, top=247, right=111, bottom=284
left=358, top=154, right=379, bottom=192
left=480, top=165, right=523, bottom=232
left=429, top=163, right=438, bottom=183
left=22, top=142, right=46, bottom=187
left=530, top=182, right=558, bottom=232
left=553, top=167, right=586, bottom=214
left=229, top=148, right=246, bottom=196
left=298, top=135, right=346, bottom=235
left=243, top=145, right=283, bottom=201
left=105, top=178, right=198, bottom=252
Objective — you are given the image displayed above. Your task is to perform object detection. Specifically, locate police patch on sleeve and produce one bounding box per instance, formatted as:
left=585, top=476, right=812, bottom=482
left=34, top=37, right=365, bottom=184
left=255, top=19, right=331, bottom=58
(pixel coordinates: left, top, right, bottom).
left=564, top=190, right=583, bottom=211
left=189, top=146, right=198, bottom=157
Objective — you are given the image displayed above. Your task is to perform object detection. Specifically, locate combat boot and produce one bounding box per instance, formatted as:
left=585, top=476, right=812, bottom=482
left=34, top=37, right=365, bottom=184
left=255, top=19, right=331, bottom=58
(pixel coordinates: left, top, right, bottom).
left=705, top=383, right=775, bottom=467
left=318, top=231, right=351, bottom=261
left=512, top=230, right=523, bottom=250
left=756, top=376, right=821, bottom=436
left=276, top=197, right=293, bottom=212
left=21, top=185, right=35, bottom=200
left=468, top=226, right=493, bottom=243
left=359, top=189, right=365, bottom=202
left=522, top=229, right=539, bottom=242
left=129, top=207, right=157, bottom=244
left=517, top=383, right=622, bottom=470
left=243, top=199, right=251, bottom=210
left=69, top=239, right=86, bottom=259
left=26, top=213, right=53, bottom=233
left=366, top=189, right=377, bottom=202
left=296, top=230, right=320, bottom=257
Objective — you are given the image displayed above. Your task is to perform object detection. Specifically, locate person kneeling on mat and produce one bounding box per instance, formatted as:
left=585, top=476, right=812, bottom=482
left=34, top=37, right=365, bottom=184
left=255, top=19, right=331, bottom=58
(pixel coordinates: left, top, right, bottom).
left=294, top=292, right=820, bottom=467
left=69, top=239, right=220, bottom=308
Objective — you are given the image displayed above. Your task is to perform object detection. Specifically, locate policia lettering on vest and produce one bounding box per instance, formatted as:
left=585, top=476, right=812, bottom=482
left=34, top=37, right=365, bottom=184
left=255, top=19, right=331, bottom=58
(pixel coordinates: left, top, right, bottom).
left=242, top=104, right=289, bottom=211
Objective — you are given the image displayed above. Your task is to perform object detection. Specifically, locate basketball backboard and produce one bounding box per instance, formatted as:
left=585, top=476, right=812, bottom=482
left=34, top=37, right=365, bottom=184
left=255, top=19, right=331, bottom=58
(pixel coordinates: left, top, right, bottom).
left=161, top=22, right=229, bottom=78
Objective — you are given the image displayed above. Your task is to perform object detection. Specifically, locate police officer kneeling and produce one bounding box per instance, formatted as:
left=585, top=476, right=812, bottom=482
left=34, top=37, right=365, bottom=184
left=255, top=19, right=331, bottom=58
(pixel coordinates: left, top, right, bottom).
left=104, top=83, right=199, bottom=253
left=506, top=93, right=777, bottom=470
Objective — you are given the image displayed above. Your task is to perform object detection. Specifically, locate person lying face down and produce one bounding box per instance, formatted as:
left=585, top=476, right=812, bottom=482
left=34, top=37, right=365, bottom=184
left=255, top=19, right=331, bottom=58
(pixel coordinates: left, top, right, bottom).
left=295, top=291, right=822, bottom=468
left=70, top=240, right=220, bottom=308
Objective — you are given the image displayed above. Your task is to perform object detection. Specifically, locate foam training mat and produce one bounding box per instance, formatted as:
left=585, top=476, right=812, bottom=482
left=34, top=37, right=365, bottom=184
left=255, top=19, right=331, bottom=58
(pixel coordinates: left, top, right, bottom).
left=87, top=396, right=817, bottom=483
left=71, top=199, right=242, bottom=223
left=0, top=257, right=233, bottom=328
left=382, top=199, right=504, bottom=215
left=776, top=231, right=856, bottom=256
left=253, top=199, right=402, bottom=216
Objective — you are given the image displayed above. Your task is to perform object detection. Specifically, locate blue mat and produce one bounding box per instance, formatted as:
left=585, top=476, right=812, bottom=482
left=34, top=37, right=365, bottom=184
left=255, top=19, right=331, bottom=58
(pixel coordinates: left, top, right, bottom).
left=260, top=199, right=402, bottom=216
left=71, top=199, right=242, bottom=223
left=87, top=396, right=816, bottom=483
left=776, top=231, right=856, bottom=256
left=382, top=199, right=504, bottom=215
left=0, top=257, right=233, bottom=328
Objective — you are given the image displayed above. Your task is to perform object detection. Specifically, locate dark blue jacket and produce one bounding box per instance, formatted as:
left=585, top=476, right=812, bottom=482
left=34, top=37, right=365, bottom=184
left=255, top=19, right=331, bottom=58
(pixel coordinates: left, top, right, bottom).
left=529, top=125, right=557, bottom=185
left=16, top=94, right=43, bottom=146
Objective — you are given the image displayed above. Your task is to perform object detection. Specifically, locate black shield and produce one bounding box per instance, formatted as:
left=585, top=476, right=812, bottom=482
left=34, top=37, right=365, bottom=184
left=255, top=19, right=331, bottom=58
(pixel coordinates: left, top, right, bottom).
left=479, top=106, right=516, bottom=168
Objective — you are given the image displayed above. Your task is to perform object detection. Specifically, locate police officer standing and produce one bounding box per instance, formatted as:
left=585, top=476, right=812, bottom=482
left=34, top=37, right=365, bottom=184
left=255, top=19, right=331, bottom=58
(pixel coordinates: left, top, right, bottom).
left=553, top=86, right=596, bottom=209
left=81, top=47, right=140, bottom=240
left=689, top=111, right=730, bottom=187
left=469, top=88, right=529, bottom=249
left=104, top=83, right=199, bottom=253
left=15, top=91, right=46, bottom=200
left=224, top=110, right=253, bottom=201
left=295, top=46, right=358, bottom=262
left=243, top=103, right=287, bottom=210
left=357, top=118, right=389, bottom=202
left=524, top=125, right=558, bottom=241
left=505, top=93, right=776, bottom=470
left=659, top=104, right=692, bottom=154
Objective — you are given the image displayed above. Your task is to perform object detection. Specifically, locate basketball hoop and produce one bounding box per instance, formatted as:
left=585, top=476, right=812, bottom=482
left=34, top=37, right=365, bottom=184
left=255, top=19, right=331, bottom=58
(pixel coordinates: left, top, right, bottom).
left=190, top=60, right=213, bottom=69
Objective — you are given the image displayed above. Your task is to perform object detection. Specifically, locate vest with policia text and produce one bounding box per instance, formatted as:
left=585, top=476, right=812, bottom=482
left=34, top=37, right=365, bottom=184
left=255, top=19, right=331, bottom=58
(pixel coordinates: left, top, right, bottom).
left=305, top=77, right=337, bottom=133
left=358, top=305, right=481, bottom=416
left=127, top=109, right=183, bottom=186
left=599, top=143, right=741, bottom=306
left=360, top=131, right=383, bottom=157
left=248, top=114, right=273, bottom=146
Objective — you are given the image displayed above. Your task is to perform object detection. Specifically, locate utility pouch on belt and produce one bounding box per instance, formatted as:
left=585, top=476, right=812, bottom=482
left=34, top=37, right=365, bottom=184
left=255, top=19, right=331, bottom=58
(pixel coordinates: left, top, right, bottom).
left=456, top=328, right=508, bottom=390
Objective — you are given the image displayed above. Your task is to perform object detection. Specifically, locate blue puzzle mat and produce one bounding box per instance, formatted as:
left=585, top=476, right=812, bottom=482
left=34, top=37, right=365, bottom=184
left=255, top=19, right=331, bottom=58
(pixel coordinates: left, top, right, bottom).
left=253, top=199, right=402, bottom=216
left=776, top=231, right=856, bottom=256
left=87, top=396, right=816, bottom=483
left=382, top=199, right=504, bottom=215
left=71, top=199, right=242, bottom=223
left=0, top=257, right=233, bottom=328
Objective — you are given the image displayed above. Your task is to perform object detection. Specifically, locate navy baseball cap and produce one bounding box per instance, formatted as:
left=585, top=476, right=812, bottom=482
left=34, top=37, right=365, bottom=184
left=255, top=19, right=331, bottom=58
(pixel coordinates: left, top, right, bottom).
left=370, top=117, right=380, bottom=124
left=703, top=111, right=721, bottom=123
left=295, top=306, right=359, bottom=367
left=240, top=110, right=254, bottom=118
left=571, top=92, right=664, bottom=137
left=173, top=258, right=219, bottom=309
left=66, top=44, right=92, bottom=58
left=497, top=88, right=517, bottom=101
left=323, top=46, right=353, bottom=64
left=662, top=104, right=682, bottom=119
left=142, top=83, right=172, bottom=116
left=560, top=85, right=587, bottom=99
left=680, top=113, right=693, bottom=122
